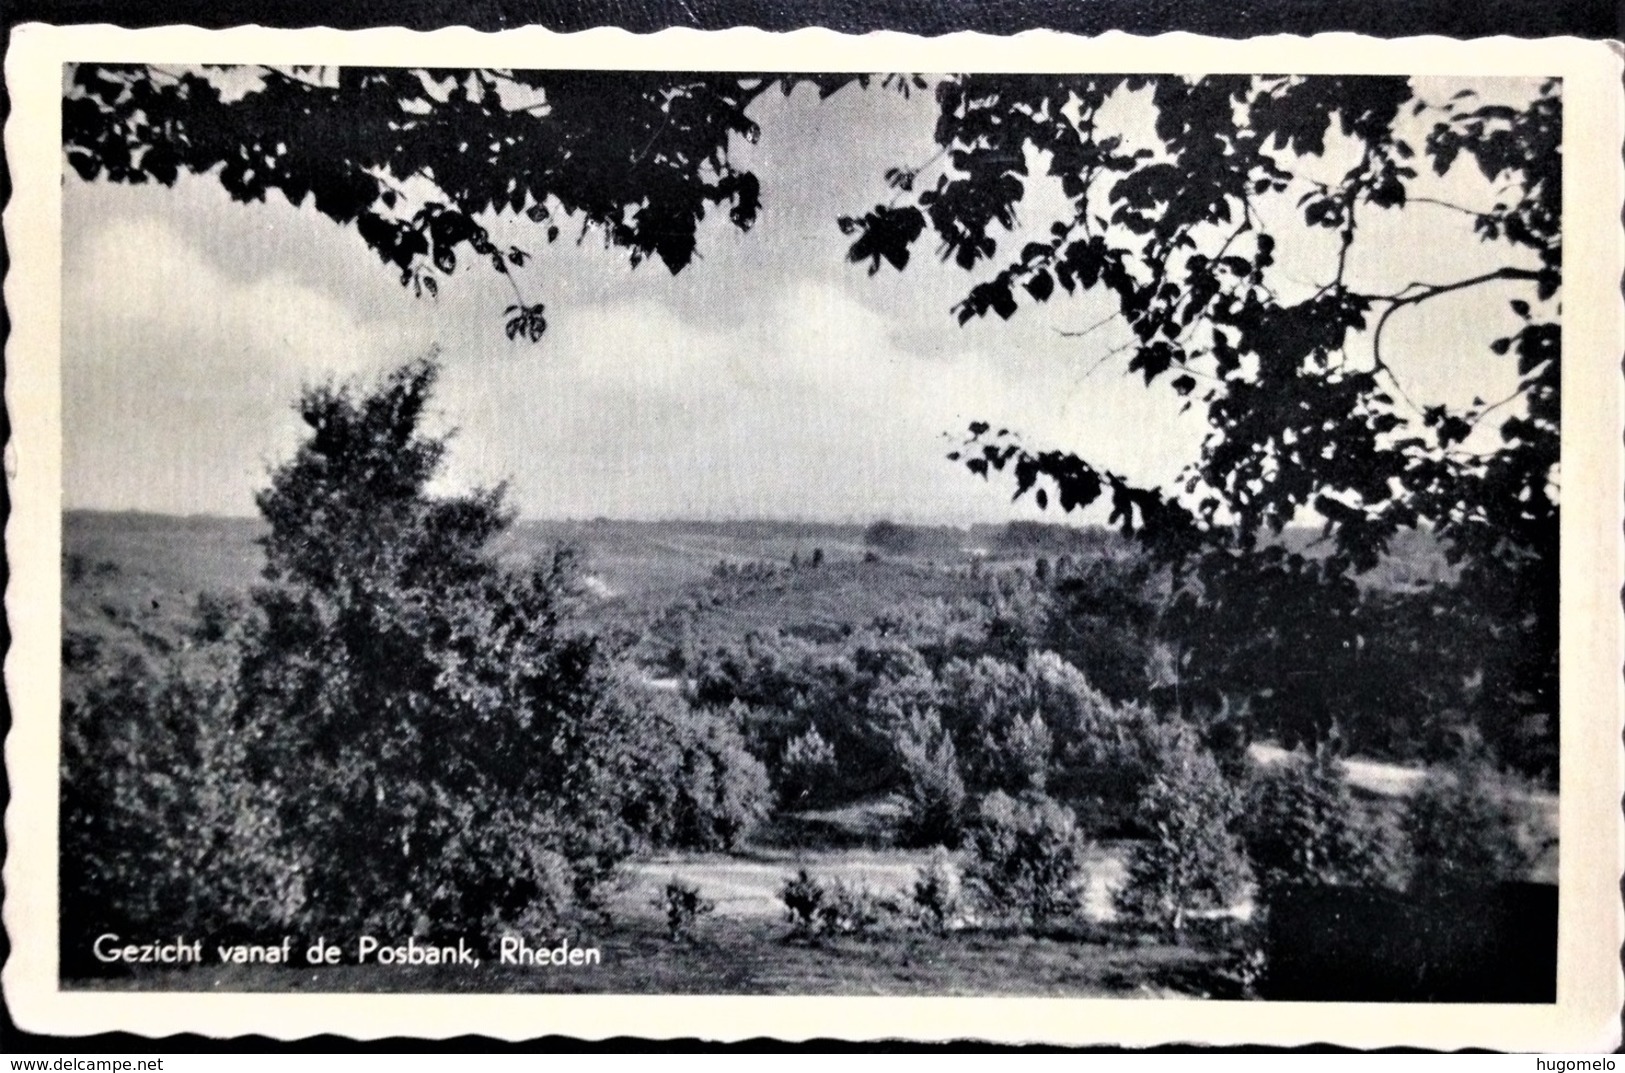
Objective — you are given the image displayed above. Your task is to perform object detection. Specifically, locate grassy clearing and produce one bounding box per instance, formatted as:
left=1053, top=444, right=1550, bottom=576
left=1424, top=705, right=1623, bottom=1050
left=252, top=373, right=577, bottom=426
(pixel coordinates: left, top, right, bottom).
left=69, top=914, right=1226, bottom=997
left=69, top=840, right=1228, bottom=997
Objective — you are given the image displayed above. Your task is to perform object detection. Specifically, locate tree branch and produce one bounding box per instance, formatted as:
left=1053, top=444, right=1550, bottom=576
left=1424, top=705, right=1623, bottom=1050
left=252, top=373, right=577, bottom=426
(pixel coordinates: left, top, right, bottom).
left=1365, top=266, right=1543, bottom=307
left=1407, top=195, right=1499, bottom=218
left=1056, top=309, right=1119, bottom=340
left=1363, top=265, right=1543, bottom=416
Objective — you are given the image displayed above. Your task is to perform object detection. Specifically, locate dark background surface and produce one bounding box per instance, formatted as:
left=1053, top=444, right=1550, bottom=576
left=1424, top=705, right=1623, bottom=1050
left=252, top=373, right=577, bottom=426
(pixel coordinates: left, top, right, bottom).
left=2, top=0, right=1622, bottom=37
left=3, top=0, right=1620, bottom=1056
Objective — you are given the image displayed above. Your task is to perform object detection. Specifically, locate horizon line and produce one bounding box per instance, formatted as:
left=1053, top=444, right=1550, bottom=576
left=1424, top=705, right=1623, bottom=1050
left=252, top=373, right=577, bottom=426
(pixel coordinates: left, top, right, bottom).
left=61, top=505, right=1132, bottom=530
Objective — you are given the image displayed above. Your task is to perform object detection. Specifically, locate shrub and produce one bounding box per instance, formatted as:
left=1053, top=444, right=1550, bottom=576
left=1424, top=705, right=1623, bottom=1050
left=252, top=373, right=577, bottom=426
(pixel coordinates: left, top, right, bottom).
left=935, top=656, right=1035, bottom=790
left=1115, top=728, right=1252, bottom=934
left=910, top=847, right=962, bottom=934
left=864, top=519, right=919, bottom=555
left=931, top=650, right=1174, bottom=816
left=780, top=868, right=828, bottom=940
left=1041, top=558, right=1161, bottom=704
left=820, top=880, right=897, bottom=938
left=983, top=711, right=1052, bottom=795
left=777, top=870, right=899, bottom=940
left=776, top=725, right=838, bottom=810
left=705, top=718, right=775, bottom=848
left=1027, top=651, right=1117, bottom=761
left=1241, top=749, right=1394, bottom=896
left=888, top=706, right=968, bottom=847
left=672, top=704, right=774, bottom=851
left=962, top=791, right=1088, bottom=927
left=1404, top=751, right=1532, bottom=894
left=656, top=877, right=714, bottom=942
left=1028, top=661, right=1183, bottom=832
left=59, top=643, right=298, bottom=965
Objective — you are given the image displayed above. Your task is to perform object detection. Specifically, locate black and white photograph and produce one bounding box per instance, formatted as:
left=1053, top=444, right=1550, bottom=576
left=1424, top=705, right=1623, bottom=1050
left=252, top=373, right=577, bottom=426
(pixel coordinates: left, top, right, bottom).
left=5, top=25, right=1622, bottom=1048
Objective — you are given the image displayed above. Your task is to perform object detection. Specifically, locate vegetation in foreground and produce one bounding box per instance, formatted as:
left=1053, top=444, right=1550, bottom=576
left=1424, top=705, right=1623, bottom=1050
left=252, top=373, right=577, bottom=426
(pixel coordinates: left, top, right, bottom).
left=71, top=912, right=1235, bottom=998
left=62, top=361, right=1554, bottom=999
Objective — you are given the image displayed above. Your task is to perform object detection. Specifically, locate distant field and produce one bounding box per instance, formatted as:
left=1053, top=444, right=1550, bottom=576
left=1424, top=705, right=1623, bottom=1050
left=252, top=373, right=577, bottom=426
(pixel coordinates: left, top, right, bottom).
left=62, top=511, right=1065, bottom=659
left=63, top=510, right=1067, bottom=598
left=61, top=506, right=1463, bottom=687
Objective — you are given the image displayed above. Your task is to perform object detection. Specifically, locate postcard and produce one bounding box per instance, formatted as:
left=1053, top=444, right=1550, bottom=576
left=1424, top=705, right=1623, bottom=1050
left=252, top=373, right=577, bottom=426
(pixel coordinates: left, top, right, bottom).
left=5, top=23, right=1622, bottom=1048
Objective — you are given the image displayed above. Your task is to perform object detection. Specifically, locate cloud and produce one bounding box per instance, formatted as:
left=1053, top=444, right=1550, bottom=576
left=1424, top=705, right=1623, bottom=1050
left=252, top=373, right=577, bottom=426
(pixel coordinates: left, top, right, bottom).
left=60, top=176, right=1215, bottom=524
left=62, top=208, right=432, bottom=513
left=417, top=271, right=1212, bottom=523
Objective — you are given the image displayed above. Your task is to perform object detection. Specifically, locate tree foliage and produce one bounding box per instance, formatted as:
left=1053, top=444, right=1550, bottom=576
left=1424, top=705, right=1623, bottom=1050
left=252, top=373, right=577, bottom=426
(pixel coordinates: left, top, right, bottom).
left=62, top=66, right=916, bottom=340
left=776, top=724, right=840, bottom=810
left=1115, top=726, right=1252, bottom=932
left=1240, top=749, right=1395, bottom=896
left=610, top=689, right=774, bottom=851
left=1403, top=745, right=1535, bottom=893
left=868, top=75, right=1560, bottom=775
left=235, top=359, right=641, bottom=937
left=876, top=77, right=1558, bottom=550
left=962, top=790, right=1089, bottom=927
left=63, top=68, right=1561, bottom=775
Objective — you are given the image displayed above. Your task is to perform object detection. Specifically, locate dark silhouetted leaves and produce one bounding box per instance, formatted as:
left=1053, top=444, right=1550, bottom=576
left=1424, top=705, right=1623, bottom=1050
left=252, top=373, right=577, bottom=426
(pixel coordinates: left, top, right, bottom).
left=504, top=302, right=548, bottom=343
left=858, top=74, right=1559, bottom=774
left=841, top=204, right=927, bottom=274
left=63, top=65, right=822, bottom=344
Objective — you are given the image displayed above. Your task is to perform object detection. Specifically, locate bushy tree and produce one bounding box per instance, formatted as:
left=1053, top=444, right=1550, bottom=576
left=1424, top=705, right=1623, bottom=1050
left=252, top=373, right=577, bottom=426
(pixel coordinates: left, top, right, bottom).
left=67, top=70, right=1561, bottom=776
left=232, top=359, right=641, bottom=938
left=60, top=639, right=297, bottom=966
left=985, top=711, right=1053, bottom=795
left=776, top=725, right=839, bottom=810
left=979, top=571, right=1052, bottom=665
left=656, top=877, right=714, bottom=943
left=910, top=846, right=963, bottom=934
left=612, top=687, right=772, bottom=851
left=692, top=631, right=920, bottom=800
left=867, top=597, right=999, bottom=670
left=1041, top=559, right=1163, bottom=704
left=863, top=519, right=920, bottom=556
left=885, top=705, right=968, bottom=847
left=1004, top=651, right=1182, bottom=829
left=854, top=75, right=1561, bottom=779
left=62, top=66, right=824, bottom=343
left=935, top=656, right=1036, bottom=790
left=779, top=868, right=828, bottom=941
left=962, top=790, right=1088, bottom=928
left=1240, top=749, right=1393, bottom=896
left=1404, top=747, right=1532, bottom=894
left=1116, top=728, right=1251, bottom=934
left=1024, top=650, right=1134, bottom=773
left=898, top=649, right=1177, bottom=825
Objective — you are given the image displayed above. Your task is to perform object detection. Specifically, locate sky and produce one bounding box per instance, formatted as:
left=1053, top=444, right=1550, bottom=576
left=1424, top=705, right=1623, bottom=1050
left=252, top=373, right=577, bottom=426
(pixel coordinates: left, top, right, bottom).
left=60, top=74, right=1544, bottom=523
